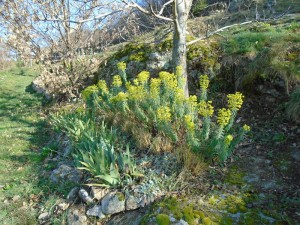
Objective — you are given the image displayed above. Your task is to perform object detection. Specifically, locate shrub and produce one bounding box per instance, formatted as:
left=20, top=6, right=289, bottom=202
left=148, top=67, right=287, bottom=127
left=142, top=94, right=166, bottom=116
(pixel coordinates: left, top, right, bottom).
left=82, top=63, right=249, bottom=165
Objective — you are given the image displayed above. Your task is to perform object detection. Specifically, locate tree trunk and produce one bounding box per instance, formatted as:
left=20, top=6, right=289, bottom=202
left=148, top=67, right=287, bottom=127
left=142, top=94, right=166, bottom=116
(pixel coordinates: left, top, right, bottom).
left=172, top=0, right=192, bottom=97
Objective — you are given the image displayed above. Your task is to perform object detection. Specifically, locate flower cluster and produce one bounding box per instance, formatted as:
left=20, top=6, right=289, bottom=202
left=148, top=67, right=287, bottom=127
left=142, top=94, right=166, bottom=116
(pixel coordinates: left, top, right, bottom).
left=82, top=85, right=98, bottom=100
left=112, top=75, right=122, bottom=87
left=225, top=134, right=233, bottom=145
left=126, top=83, right=145, bottom=101
left=243, top=124, right=251, bottom=132
left=137, top=71, right=150, bottom=84
left=227, top=92, right=244, bottom=111
left=217, top=108, right=232, bottom=126
left=175, top=88, right=185, bottom=103
left=97, top=80, right=108, bottom=94
left=157, top=106, right=172, bottom=122
left=188, top=95, right=198, bottom=109
left=150, top=78, right=161, bottom=98
left=117, top=61, right=126, bottom=71
left=199, top=75, right=210, bottom=90
left=198, top=100, right=214, bottom=117
left=159, top=71, right=178, bottom=90
left=110, top=92, right=128, bottom=102
left=184, top=114, right=195, bottom=131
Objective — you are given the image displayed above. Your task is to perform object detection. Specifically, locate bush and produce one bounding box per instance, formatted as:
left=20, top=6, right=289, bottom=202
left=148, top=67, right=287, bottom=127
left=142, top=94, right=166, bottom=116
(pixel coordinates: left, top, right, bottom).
left=83, top=62, right=250, bottom=165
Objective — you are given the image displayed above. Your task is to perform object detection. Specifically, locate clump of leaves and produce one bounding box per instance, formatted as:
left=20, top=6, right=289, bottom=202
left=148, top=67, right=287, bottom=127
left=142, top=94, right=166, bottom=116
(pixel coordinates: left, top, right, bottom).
left=51, top=112, right=143, bottom=187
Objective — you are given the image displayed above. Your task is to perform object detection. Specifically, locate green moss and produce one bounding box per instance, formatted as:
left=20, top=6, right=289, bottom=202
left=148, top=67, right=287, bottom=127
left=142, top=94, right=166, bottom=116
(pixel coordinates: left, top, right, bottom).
left=156, top=214, right=170, bottom=225
left=183, top=206, right=197, bottom=225
left=129, top=51, right=148, bottom=62
left=116, top=192, right=125, bottom=201
left=224, top=167, right=246, bottom=186
left=113, top=43, right=152, bottom=61
left=202, top=217, right=212, bottom=225
left=220, top=217, right=234, bottom=225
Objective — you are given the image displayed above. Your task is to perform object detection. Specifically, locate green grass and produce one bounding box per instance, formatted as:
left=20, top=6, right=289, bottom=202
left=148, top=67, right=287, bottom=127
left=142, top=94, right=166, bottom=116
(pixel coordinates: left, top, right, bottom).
left=0, top=67, right=68, bottom=224
left=219, top=22, right=300, bottom=89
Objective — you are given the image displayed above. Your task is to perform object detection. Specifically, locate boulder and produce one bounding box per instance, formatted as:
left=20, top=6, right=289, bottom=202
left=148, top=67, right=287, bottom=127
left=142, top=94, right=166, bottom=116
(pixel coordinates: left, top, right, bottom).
left=86, top=205, right=106, bottom=218
left=101, top=192, right=125, bottom=215
left=67, top=209, right=87, bottom=225
left=50, top=164, right=82, bottom=183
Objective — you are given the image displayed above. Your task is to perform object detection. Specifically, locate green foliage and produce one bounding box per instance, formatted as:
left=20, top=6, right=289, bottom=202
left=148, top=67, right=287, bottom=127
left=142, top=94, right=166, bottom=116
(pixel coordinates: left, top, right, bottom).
left=83, top=64, right=249, bottom=164
left=187, top=40, right=221, bottom=76
left=51, top=112, right=142, bottom=187
left=191, top=0, right=208, bottom=16
left=113, top=43, right=152, bottom=61
left=285, top=87, right=300, bottom=122
left=287, top=21, right=300, bottom=32
left=221, top=24, right=300, bottom=89
left=156, top=214, right=170, bottom=225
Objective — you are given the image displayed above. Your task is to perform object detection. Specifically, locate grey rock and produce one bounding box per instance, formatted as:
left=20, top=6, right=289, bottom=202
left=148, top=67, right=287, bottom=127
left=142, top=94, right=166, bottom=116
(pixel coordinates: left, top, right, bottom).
left=67, top=209, right=87, bottom=225
left=105, top=207, right=148, bottom=225
left=38, top=212, right=49, bottom=221
left=149, top=52, right=161, bottom=60
left=101, top=192, right=125, bottom=215
left=67, top=187, right=79, bottom=202
left=78, top=189, right=93, bottom=204
left=125, top=193, right=139, bottom=211
left=291, top=149, right=300, bottom=161
left=86, top=205, right=106, bottom=218
left=50, top=164, right=82, bottom=183
left=170, top=216, right=176, bottom=222
left=90, top=187, right=110, bottom=201
left=174, top=219, right=189, bottom=225
left=0, top=185, right=4, bottom=189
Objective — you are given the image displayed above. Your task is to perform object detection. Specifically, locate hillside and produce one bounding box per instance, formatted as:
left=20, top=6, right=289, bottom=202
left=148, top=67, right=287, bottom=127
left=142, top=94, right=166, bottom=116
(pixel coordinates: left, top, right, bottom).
left=1, top=1, right=300, bottom=225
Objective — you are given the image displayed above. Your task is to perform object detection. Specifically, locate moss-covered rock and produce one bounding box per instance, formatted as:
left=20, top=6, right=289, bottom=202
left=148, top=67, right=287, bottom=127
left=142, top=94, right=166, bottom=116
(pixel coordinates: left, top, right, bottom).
left=156, top=214, right=170, bottom=225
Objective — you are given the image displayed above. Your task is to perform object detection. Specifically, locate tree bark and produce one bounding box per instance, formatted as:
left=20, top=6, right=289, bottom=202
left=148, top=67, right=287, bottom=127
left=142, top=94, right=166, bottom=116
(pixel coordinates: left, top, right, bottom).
left=172, top=0, right=192, bottom=97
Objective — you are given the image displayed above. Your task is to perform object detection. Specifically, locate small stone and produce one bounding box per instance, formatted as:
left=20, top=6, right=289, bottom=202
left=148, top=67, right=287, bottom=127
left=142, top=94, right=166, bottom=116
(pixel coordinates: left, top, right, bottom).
left=58, top=202, right=69, bottom=211
left=79, top=189, right=93, bottom=204
left=125, top=193, right=139, bottom=211
left=0, top=185, right=4, bottom=189
left=91, top=187, right=109, bottom=201
left=170, top=216, right=176, bottom=222
left=86, top=205, right=106, bottom=218
left=175, top=219, right=189, bottom=225
left=68, top=209, right=87, bottom=225
left=12, top=195, right=20, bottom=202
left=38, top=212, right=49, bottom=221
left=101, top=192, right=125, bottom=215
left=50, top=164, right=82, bottom=183
left=67, top=187, right=79, bottom=202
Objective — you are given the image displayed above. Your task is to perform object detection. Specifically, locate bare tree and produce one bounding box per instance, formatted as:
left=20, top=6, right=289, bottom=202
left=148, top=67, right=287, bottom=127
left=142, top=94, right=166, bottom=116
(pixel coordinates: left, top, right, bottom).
left=1, top=0, right=194, bottom=95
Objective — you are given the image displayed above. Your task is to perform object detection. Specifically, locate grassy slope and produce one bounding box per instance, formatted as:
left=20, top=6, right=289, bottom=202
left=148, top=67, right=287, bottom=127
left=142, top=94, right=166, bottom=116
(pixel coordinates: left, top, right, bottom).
left=0, top=67, right=60, bottom=224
